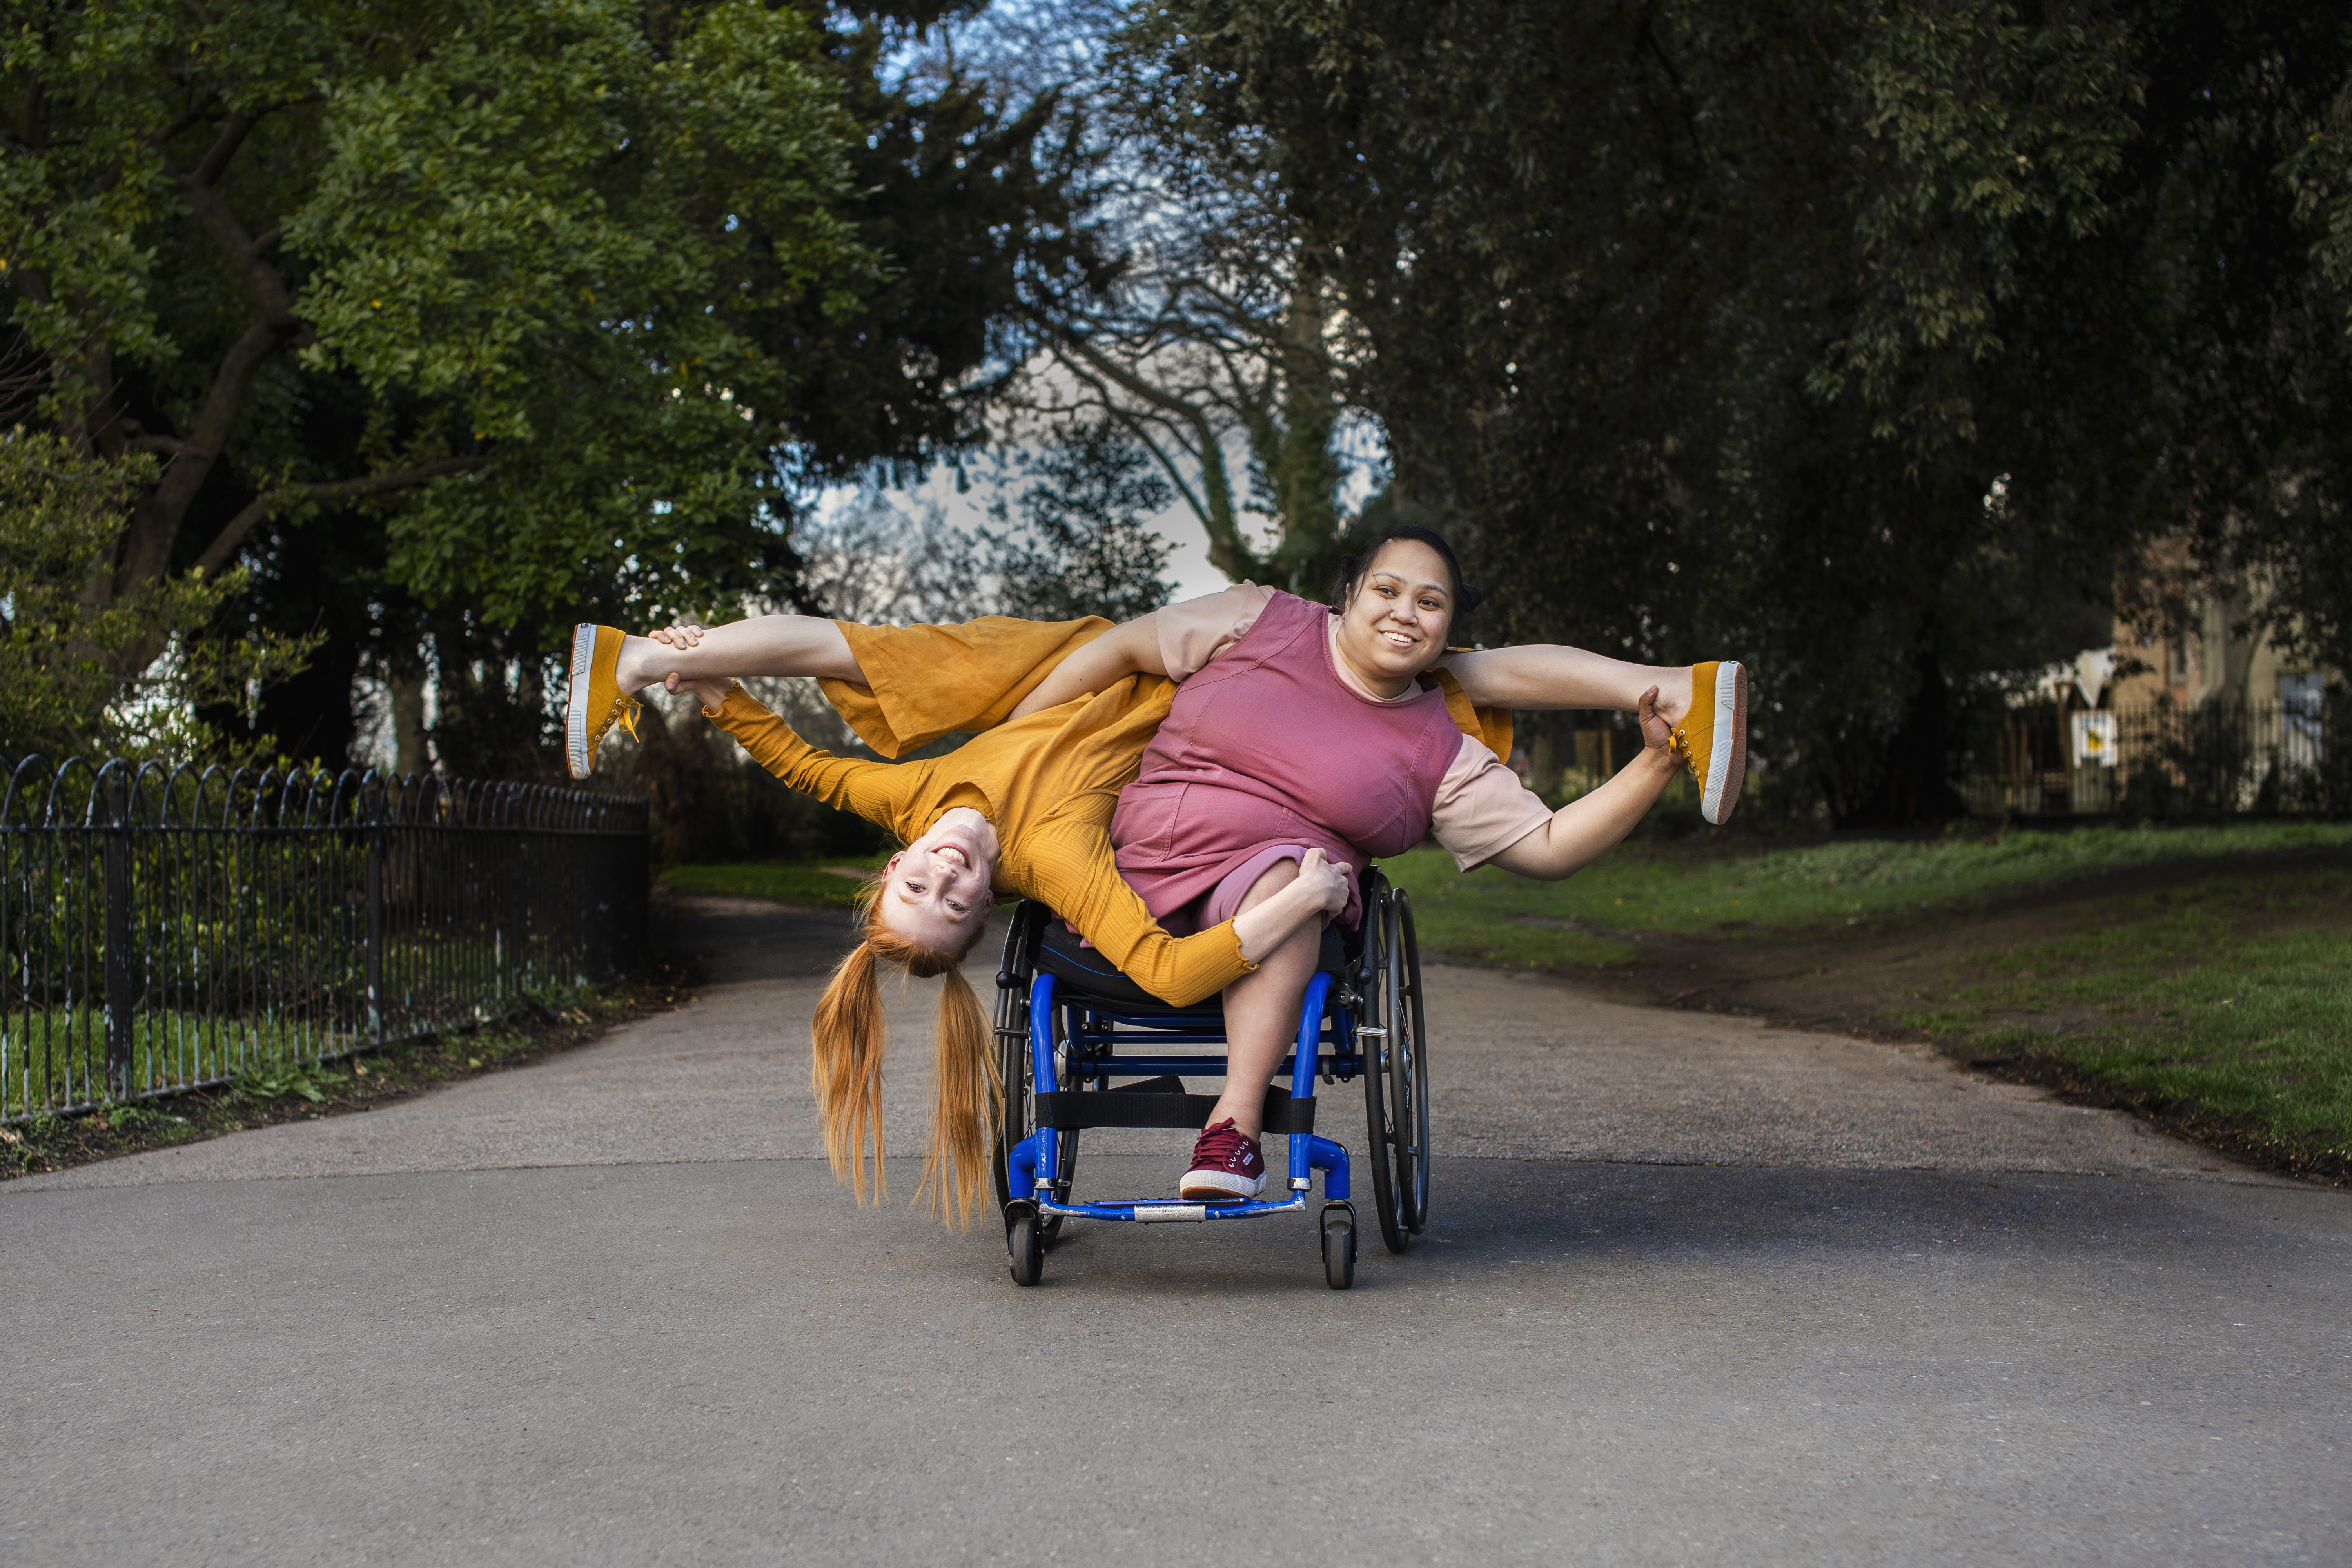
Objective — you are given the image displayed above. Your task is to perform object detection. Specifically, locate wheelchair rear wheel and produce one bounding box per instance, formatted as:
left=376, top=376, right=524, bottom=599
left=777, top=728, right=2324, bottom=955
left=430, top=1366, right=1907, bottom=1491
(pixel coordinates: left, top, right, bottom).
left=1359, top=880, right=1432, bottom=1250
left=1388, top=889, right=1432, bottom=1235
left=990, top=907, right=1035, bottom=1213
left=992, top=908, right=1078, bottom=1239
left=1360, top=880, right=1409, bottom=1254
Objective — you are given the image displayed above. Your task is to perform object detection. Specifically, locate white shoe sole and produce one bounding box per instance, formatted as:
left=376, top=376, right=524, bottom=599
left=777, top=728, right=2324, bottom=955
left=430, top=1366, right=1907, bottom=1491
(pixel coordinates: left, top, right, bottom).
left=1701, top=661, right=1748, bottom=826
left=1179, top=1170, right=1265, bottom=1201
left=564, top=623, right=597, bottom=780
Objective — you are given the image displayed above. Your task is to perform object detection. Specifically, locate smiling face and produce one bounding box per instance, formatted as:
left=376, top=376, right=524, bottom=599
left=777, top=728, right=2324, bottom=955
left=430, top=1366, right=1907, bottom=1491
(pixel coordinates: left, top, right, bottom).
left=1331, top=538, right=1458, bottom=695
left=872, top=808, right=998, bottom=957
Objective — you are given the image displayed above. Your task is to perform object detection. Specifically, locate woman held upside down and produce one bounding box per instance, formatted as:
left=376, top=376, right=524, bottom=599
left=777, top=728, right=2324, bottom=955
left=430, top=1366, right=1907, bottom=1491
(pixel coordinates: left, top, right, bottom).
left=567, top=523, right=1745, bottom=1215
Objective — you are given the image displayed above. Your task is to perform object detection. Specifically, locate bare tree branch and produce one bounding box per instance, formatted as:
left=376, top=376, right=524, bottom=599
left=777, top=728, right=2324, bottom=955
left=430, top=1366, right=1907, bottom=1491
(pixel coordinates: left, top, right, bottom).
left=185, top=109, right=254, bottom=189
left=148, top=94, right=225, bottom=151
left=1048, top=335, right=1258, bottom=578
left=102, top=118, right=319, bottom=600
left=193, top=455, right=495, bottom=577
left=1030, top=361, right=1219, bottom=524
left=1107, top=405, right=1221, bottom=535
left=168, top=117, right=306, bottom=331
left=1053, top=328, right=1215, bottom=425
left=113, top=317, right=281, bottom=594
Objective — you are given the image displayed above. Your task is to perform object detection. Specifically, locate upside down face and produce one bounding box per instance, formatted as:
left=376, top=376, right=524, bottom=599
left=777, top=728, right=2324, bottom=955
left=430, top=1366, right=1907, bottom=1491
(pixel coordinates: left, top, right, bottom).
left=873, top=807, right=998, bottom=958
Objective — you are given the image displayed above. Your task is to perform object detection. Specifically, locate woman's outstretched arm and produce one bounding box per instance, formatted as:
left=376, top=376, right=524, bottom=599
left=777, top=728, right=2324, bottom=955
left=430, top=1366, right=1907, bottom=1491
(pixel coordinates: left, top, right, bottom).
left=675, top=676, right=923, bottom=835
left=1484, top=687, right=1680, bottom=880
left=1004, top=604, right=1700, bottom=728
left=1004, top=613, right=1166, bottom=720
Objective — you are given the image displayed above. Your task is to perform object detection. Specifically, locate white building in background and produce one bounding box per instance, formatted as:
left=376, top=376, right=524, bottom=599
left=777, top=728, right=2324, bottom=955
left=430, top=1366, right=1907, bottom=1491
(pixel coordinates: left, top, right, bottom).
left=2036, top=568, right=2333, bottom=719
left=2100, top=562, right=2335, bottom=720
left=1979, top=558, right=2337, bottom=815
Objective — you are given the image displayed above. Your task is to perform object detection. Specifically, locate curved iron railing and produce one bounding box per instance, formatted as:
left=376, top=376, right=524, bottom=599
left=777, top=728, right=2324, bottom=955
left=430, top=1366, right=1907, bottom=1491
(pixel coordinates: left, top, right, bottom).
left=0, top=757, right=650, bottom=1120
left=1964, top=698, right=2347, bottom=817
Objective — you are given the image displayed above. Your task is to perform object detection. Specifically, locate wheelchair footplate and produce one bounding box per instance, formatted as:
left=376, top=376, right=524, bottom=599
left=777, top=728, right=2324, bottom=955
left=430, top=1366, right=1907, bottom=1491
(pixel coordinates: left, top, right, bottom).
left=1014, top=1073, right=1341, bottom=1223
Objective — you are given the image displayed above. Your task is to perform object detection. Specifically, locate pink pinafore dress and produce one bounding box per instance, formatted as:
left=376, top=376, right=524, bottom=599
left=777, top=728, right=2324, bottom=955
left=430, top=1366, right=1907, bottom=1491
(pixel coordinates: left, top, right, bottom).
left=1110, top=591, right=1460, bottom=931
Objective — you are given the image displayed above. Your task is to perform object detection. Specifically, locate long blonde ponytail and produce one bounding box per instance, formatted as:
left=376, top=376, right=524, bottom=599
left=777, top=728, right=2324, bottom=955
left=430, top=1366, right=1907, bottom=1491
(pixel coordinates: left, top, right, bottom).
left=808, top=878, right=1002, bottom=1226
left=810, top=938, right=890, bottom=1201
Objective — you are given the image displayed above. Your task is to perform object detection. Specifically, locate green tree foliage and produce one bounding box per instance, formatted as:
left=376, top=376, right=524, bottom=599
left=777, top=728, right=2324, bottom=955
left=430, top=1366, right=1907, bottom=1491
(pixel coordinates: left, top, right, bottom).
left=4, top=0, right=856, bottom=630
left=0, top=433, right=308, bottom=760
left=284, top=0, right=869, bottom=626
left=1119, top=1, right=2352, bottom=821
left=1, top=0, right=1094, bottom=773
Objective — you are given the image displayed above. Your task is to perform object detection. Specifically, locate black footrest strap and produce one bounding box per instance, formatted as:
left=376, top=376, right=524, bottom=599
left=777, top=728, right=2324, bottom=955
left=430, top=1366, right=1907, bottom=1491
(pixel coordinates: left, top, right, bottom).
left=1035, top=1086, right=1318, bottom=1134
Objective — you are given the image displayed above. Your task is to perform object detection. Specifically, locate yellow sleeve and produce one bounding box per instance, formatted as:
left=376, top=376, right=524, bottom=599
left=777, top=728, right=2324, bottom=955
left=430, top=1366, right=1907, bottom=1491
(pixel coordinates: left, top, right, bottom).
left=702, top=686, right=927, bottom=839
left=1014, top=818, right=1254, bottom=1007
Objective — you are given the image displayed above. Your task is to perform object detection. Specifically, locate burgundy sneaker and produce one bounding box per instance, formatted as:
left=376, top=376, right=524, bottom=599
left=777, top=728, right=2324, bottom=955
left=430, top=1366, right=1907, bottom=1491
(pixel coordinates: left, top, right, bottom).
left=1180, top=1118, right=1266, bottom=1200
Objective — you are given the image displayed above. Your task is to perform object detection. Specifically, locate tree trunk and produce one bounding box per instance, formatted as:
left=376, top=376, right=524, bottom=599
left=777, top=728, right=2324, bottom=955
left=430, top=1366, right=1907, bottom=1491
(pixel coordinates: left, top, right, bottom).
left=389, top=655, right=430, bottom=779
left=1837, top=650, right=1969, bottom=826
left=1266, top=275, right=1343, bottom=594
left=1525, top=711, right=1561, bottom=795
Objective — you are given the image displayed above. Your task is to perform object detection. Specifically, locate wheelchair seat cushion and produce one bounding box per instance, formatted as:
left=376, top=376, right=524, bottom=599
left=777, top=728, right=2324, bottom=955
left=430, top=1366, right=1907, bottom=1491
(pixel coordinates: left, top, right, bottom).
left=1033, top=916, right=1344, bottom=1013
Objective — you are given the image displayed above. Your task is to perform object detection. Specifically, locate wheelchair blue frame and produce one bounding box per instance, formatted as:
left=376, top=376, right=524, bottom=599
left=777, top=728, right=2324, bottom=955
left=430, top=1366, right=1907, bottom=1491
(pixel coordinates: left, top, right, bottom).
left=996, top=871, right=1424, bottom=1287
left=1005, top=967, right=1354, bottom=1223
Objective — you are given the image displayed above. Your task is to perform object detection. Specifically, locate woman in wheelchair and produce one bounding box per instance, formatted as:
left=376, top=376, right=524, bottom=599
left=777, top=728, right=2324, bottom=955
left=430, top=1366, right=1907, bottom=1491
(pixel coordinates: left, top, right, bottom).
left=993, top=525, right=1690, bottom=1200
left=566, top=523, right=1742, bottom=1216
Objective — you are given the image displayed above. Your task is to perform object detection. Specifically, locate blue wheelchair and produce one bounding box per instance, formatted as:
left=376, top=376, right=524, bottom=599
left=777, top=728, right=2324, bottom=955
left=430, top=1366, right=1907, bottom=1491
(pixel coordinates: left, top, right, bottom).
left=990, top=868, right=1430, bottom=1289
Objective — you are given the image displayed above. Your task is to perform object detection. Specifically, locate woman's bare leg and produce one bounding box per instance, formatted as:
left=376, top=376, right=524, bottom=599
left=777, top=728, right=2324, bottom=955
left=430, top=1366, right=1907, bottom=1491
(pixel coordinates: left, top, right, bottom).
left=613, top=615, right=863, bottom=690
left=1438, top=646, right=1694, bottom=726
left=1204, top=858, right=1323, bottom=1142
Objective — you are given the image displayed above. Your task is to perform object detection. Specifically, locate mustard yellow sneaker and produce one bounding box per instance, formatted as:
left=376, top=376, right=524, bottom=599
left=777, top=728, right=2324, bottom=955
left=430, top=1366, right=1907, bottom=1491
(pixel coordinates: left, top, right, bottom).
left=1670, top=660, right=1748, bottom=825
left=564, top=624, right=642, bottom=779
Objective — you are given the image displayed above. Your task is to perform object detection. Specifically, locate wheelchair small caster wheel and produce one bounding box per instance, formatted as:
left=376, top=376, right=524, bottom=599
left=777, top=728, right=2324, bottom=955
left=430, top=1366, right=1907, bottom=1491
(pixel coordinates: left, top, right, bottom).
left=1320, top=1201, right=1357, bottom=1290
left=1006, top=1201, right=1045, bottom=1287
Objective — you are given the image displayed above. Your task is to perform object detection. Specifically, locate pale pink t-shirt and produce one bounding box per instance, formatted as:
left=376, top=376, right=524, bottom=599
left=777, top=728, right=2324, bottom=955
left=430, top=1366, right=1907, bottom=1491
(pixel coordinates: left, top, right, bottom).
left=1154, top=584, right=1553, bottom=873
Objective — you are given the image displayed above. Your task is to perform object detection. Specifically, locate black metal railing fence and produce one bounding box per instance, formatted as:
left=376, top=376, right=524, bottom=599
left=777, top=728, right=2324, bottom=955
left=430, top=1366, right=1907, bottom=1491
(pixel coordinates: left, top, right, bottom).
left=1963, top=698, right=2348, bottom=817
left=1, top=757, right=648, bottom=1121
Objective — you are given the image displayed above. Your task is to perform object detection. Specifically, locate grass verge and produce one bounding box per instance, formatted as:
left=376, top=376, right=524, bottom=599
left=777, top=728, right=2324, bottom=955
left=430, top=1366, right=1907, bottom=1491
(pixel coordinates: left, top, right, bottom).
left=0, top=1008, right=353, bottom=1121
left=1891, top=868, right=2352, bottom=1180
left=1388, top=823, right=2351, bottom=1178
left=1383, top=820, right=2352, bottom=967
left=659, top=858, right=885, bottom=908
left=0, top=956, right=698, bottom=1182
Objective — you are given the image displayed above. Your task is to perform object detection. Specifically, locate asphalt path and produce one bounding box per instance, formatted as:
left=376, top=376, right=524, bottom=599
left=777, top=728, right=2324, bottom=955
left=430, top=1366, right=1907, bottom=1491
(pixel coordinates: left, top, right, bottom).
left=4, top=893, right=2345, bottom=1566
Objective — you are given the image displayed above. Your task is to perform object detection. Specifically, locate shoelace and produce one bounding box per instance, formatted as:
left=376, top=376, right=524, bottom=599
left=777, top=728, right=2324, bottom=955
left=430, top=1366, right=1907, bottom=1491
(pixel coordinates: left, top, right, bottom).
left=1193, top=1127, right=1256, bottom=1169
left=1668, top=724, right=1702, bottom=779
left=608, top=692, right=643, bottom=744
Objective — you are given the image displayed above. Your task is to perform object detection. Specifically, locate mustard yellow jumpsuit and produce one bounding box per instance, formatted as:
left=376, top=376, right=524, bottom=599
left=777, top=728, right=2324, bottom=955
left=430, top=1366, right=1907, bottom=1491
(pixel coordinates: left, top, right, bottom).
left=699, top=615, right=1511, bottom=1007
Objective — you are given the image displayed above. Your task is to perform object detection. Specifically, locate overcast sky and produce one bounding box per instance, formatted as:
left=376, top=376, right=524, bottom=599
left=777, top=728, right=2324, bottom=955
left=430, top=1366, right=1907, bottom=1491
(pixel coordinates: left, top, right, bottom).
left=823, top=414, right=1391, bottom=609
